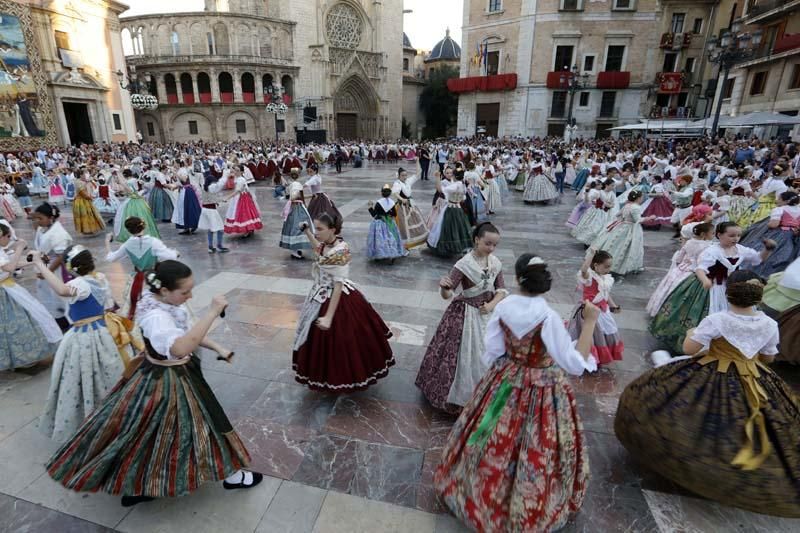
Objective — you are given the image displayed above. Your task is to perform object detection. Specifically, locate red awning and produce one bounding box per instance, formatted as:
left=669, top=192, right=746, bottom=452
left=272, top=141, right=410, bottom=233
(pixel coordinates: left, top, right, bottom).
left=447, top=73, right=518, bottom=93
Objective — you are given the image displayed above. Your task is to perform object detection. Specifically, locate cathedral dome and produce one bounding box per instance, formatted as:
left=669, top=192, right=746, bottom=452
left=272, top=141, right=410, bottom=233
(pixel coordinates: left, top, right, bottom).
left=427, top=28, right=460, bottom=62
left=403, top=32, right=412, bottom=48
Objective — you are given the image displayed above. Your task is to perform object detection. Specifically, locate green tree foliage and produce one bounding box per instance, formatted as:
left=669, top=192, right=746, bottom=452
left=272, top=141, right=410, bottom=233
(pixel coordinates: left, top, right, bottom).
left=419, top=65, right=459, bottom=139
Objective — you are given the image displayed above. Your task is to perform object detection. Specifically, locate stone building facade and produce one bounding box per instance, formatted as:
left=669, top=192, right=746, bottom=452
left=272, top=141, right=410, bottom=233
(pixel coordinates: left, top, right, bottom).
left=121, top=0, right=403, bottom=143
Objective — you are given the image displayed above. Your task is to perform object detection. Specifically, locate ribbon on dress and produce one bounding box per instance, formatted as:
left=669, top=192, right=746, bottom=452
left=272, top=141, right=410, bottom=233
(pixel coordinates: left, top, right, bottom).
left=72, top=312, right=144, bottom=372
left=467, top=378, right=513, bottom=449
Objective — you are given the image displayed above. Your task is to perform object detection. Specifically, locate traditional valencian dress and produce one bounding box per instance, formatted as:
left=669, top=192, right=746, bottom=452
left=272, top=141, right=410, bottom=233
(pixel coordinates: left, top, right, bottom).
left=416, top=253, right=507, bottom=413
left=305, top=173, right=342, bottom=221
left=649, top=243, right=762, bottom=353
left=73, top=180, right=105, bottom=235
left=366, top=197, right=407, bottom=261
left=435, top=294, right=596, bottom=531
left=739, top=205, right=800, bottom=277
left=646, top=237, right=712, bottom=317
left=567, top=269, right=624, bottom=365
left=392, top=175, right=429, bottom=249
left=523, top=166, right=558, bottom=204
left=92, top=183, right=119, bottom=217
left=147, top=173, right=174, bottom=222
left=105, top=235, right=179, bottom=320
left=280, top=180, right=313, bottom=252
left=641, top=183, right=674, bottom=228
left=46, top=291, right=251, bottom=498
left=761, top=258, right=800, bottom=363
left=427, top=180, right=472, bottom=257
left=615, top=311, right=800, bottom=517
left=0, top=247, right=62, bottom=370
left=572, top=190, right=614, bottom=245
left=224, top=175, right=263, bottom=234
left=170, top=177, right=202, bottom=232
left=39, top=273, right=133, bottom=443
left=590, top=202, right=646, bottom=275
left=292, top=238, right=395, bottom=391
left=113, top=190, right=161, bottom=243
left=34, top=220, right=73, bottom=322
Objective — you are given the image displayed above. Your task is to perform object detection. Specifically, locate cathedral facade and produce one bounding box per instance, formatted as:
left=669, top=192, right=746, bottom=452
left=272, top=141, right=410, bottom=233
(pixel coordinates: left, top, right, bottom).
left=121, top=0, right=403, bottom=143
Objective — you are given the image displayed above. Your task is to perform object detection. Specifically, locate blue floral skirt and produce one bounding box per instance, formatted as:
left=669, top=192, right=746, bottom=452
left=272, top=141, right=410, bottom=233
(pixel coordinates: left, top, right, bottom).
left=366, top=217, right=408, bottom=260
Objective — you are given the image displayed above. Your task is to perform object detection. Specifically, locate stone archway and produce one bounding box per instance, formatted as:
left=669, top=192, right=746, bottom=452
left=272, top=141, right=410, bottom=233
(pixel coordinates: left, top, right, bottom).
left=333, top=75, right=379, bottom=140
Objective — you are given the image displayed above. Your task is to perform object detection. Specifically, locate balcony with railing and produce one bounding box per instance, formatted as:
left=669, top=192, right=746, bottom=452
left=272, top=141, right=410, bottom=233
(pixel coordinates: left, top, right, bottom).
left=744, top=0, right=800, bottom=24
left=127, top=54, right=296, bottom=68
left=447, top=73, right=518, bottom=93
left=659, top=32, right=692, bottom=50
left=774, top=33, right=800, bottom=54
left=596, top=71, right=630, bottom=89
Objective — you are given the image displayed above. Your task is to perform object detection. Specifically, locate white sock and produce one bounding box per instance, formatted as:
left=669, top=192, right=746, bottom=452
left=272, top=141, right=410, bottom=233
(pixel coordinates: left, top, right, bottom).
left=651, top=350, right=673, bottom=368
left=224, top=470, right=253, bottom=485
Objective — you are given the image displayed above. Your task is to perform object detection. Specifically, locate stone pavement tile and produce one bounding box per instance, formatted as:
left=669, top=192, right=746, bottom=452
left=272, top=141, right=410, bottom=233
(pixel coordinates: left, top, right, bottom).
left=0, top=370, right=49, bottom=443
left=575, top=395, right=617, bottom=435
left=207, top=320, right=282, bottom=347
left=254, top=481, right=327, bottom=533
left=292, top=434, right=358, bottom=493
left=199, top=369, right=269, bottom=423
left=18, top=474, right=131, bottom=528
left=117, top=474, right=282, bottom=533
left=236, top=418, right=312, bottom=481
left=385, top=321, right=428, bottom=346
left=350, top=441, right=424, bottom=508
left=386, top=343, right=425, bottom=372
left=244, top=381, right=338, bottom=434
left=425, top=411, right=458, bottom=452
left=562, top=484, right=659, bottom=533
left=0, top=492, right=114, bottom=533
left=434, top=514, right=469, bottom=532
left=0, top=422, right=60, bottom=496
left=352, top=368, right=425, bottom=404
left=203, top=345, right=292, bottom=382
left=416, top=449, right=445, bottom=514
left=324, top=397, right=432, bottom=449
left=568, top=367, right=638, bottom=397
left=227, top=288, right=306, bottom=308
left=642, top=490, right=800, bottom=532
left=311, top=491, right=437, bottom=533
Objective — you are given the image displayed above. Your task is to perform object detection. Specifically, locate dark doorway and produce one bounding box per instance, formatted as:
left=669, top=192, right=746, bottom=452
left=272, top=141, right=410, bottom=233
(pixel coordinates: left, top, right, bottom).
left=63, top=102, right=93, bottom=145
left=476, top=103, right=500, bottom=137
left=337, top=113, right=357, bottom=139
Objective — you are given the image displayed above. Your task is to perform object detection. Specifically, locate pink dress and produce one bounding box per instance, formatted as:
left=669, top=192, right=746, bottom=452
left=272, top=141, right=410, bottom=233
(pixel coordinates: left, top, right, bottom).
left=646, top=238, right=713, bottom=317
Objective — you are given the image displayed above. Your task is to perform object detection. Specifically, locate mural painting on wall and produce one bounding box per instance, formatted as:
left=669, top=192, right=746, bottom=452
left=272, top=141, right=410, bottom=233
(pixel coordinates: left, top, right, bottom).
left=0, top=1, right=56, bottom=149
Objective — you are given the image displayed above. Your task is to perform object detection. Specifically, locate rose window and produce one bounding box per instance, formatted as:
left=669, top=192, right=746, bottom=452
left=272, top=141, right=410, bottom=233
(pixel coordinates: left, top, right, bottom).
left=326, top=3, right=363, bottom=49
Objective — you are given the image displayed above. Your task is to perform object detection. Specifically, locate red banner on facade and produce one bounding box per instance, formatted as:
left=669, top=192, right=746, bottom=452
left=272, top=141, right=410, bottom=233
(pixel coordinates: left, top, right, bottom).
left=658, top=72, right=683, bottom=94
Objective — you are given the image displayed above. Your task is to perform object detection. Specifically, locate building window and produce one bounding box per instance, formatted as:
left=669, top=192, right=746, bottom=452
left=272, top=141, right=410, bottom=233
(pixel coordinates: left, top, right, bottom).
left=207, top=32, right=214, bottom=55
left=554, top=45, right=574, bottom=71
left=662, top=52, right=678, bottom=72
left=146, top=122, right=155, bottom=137
left=722, top=78, right=735, bottom=99
left=171, top=31, right=180, bottom=55
left=550, top=91, right=567, bottom=118
left=188, top=120, right=198, bottom=135
left=750, top=71, right=767, bottom=95
left=235, top=119, right=247, bottom=134
left=403, top=58, right=409, bottom=71
left=560, top=0, right=583, bottom=10
left=54, top=30, right=71, bottom=50
left=692, top=18, right=703, bottom=34
left=671, top=13, right=685, bottom=34
left=276, top=119, right=286, bottom=133
left=605, top=46, right=625, bottom=72
left=599, top=91, right=616, bottom=117
left=676, top=92, right=689, bottom=108
left=790, top=64, right=800, bottom=90
left=583, top=55, right=595, bottom=73
left=578, top=91, right=590, bottom=107
left=111, top=112, right=123, bottom=132
left=488, top=0, right=502, bottom=12
left=612, top=0, right=634, bottom=10
left=486, top=51, right=500, bottom=75
left=685, top=57, right=696, bottom=73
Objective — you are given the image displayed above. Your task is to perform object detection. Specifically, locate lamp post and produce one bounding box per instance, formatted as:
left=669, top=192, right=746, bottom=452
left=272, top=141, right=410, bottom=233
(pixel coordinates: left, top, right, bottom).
left=706, top=19, right=762, bottom=137
left=265, top=83, right=288, bottom=140
left=560, top=64, right=589, bottom=141
left=115, top=66, right=158, bottom=110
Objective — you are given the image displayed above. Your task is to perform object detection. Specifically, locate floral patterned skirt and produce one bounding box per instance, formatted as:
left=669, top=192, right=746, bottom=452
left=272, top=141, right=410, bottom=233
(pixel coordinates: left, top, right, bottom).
left=590, top=222, right=645, bottom=275
left=649, top=275, right=709, bottom=354
left=615, top=357, right=800, bottom=517
left=73, top=196, right=105, bottom=235
left=113, top=196, right=161, bottom=243
left=435, top=358, right=588, bottom=532
left=148, top=187, right=174, bottom=222
left=0, top=287, right=58, bottom=371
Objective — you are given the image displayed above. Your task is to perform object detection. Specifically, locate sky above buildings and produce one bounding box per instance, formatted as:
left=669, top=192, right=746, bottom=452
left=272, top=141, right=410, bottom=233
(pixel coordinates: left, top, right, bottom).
left=121, top=0, right=463, bottom=52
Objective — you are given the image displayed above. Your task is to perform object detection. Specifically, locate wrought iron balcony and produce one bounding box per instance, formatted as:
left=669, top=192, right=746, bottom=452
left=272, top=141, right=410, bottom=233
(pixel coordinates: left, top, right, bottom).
left=744, top=0, right=800, bottom=24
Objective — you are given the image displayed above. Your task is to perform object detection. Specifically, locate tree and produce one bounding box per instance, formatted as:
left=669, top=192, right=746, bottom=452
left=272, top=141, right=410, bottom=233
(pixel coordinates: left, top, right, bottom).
left=419, top=65, right=459, bottom=139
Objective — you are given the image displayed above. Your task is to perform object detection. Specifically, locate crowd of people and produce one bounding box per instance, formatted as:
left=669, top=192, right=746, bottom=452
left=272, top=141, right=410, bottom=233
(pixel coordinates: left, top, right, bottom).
left=1, top=134, right=799, bottom=528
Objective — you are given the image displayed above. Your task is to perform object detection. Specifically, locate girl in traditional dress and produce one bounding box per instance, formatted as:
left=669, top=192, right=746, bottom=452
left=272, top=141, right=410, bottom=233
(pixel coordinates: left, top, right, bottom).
left=727, top=174, right=756, bottom=225
left=32, top=202, right=74, bottom=331
left=73, top=173, right=105, bottom=235
left=481, top=169, right=502, bottom=214
left=171, top=172, right=202, bottom=235
left=198, top=173, right=230, bottom=254
left=292, top=214, right=395, bottom=391
left=147, top=167, right=174, bottom=223
left=426, top=167, right=450, bottom=229
left=739, top=191, right=800, bottom=277
left=366, top=185, right=407, bottom=262
left=46, top=260, right=262, bottom=507
left=649, top=222, right=773, bottom=353
left=616, top=270, right=800, bottom=518
left=761, top=258, right=800, bottom=363
left=92, top=177, right=119, bottom=221
left=435, top=254, right=600, bottom=532
left=572, top=179, right=615, bottom=246
left=737, top=165, right=788, bottom=229
left=223, top=166, right=263, bottom=237
left=427, top=171, right=473, bottom=257
left=647, top=222, right=714, bottom=317
left=566, top=181, right=597, bottom=229
left=523, top=162, right=559, bottom=204
left=0, top=228, right=62, bottom=371
left=32, top=246, right=133, bottom=443
left=392, top=167, right=429, bottom=249
left=305, top=164, right=342, bottom=222
left=589, top=190, right=657, bottom=276
left=567, top=249, right=624, bottom=365
left=465, top=165, right=488, bottom=224
left=113, top=175, right=161, bottom=244
left=416, top=223, right=508, bottom=413
left=711, top=182, right=732, bottom=225
left=48, top=174, right=66, bottom=205
left=669, top=175, right=695, bottom=238
left=280, top=168, right=314, bottom=259
left=0, top=180, right=22, bottom=220
left=105, top=217, right=179, bottom=319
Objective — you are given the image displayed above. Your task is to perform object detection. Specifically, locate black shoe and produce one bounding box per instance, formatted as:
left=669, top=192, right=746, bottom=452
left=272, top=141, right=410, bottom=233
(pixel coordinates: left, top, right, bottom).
left=179, top=230, right=191, bottom=235
left=121, top=495, right=155, bottom=507
left=208, top=247, right=216, bottom=253
left=223, top=472, right=263, bottom=490
left=217, top=246, right=230, bottom=253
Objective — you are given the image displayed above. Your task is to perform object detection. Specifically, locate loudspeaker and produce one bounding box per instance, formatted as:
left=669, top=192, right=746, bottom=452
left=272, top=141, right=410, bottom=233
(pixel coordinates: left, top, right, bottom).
left=303, top=106, right=317, bottom=124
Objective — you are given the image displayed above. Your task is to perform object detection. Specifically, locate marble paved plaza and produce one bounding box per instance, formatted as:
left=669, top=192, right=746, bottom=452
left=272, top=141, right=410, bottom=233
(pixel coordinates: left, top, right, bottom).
left=2, top=163, right=800, bottom=532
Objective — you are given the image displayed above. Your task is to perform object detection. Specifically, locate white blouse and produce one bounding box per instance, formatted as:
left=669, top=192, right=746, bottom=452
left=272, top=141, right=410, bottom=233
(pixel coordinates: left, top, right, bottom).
left=691, top=311, right=779, bottom=358
left=34, top=221, right=72, bottom=255
left=105, top=235, right=178, bottom=263
left=482, top=295, right=597, bottom=375
left=136, top=292, right=191, bottom=359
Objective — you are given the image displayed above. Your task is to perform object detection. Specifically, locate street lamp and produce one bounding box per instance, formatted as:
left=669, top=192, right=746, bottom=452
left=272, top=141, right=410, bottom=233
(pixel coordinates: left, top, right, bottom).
left=560, top=64, right=589, bottom=140
left=265, top=83, right=288, bottom=140
left=706, top=19, right=762, bottom=137
left=115, top=66, right=158, bottom=110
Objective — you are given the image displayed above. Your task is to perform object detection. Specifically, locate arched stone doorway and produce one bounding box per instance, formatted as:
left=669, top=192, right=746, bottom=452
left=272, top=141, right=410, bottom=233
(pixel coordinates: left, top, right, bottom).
left=333, top=75, right=379, bottom=140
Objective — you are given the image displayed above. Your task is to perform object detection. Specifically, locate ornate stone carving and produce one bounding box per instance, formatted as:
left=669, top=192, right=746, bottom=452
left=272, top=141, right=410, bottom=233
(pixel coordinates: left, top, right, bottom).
left=325, top=3, right=362, bottom=50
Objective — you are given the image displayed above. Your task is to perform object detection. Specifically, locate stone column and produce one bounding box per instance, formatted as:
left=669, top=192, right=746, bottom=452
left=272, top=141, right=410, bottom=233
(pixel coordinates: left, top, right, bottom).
left=210, top=69, right=220, bottom=103
left=156, top=74, right=167, bottom=104
left=192, top=72, right=200, bottom=103
left=233, top=70, right=243, bottom=103
left=175, top=72, right=184, bottom=104
left=255, top=73, right=264, bottom=104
